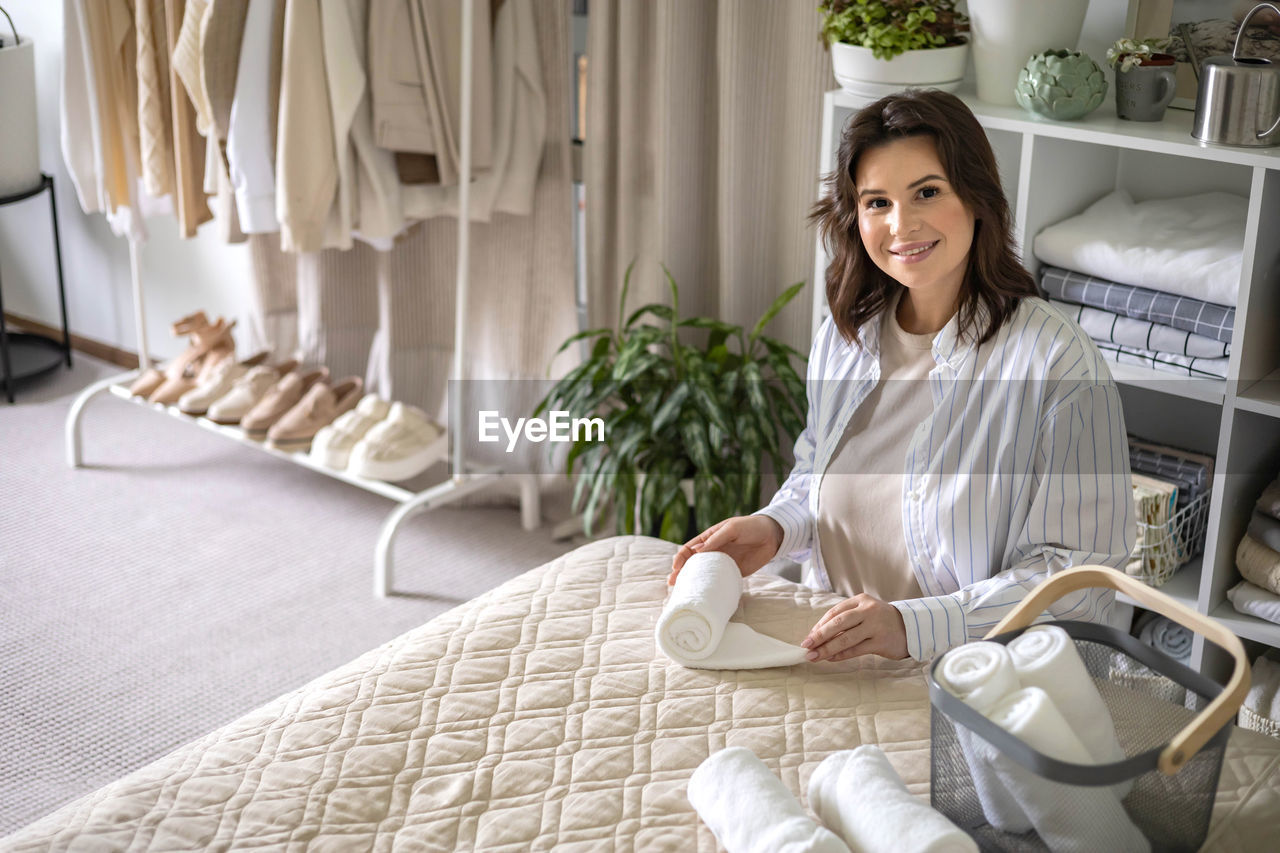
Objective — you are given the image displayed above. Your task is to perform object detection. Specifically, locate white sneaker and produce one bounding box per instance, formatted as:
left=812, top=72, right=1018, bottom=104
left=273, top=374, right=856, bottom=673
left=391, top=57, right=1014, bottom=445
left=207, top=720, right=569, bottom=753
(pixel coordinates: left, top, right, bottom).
left=348, top=402, right=447, bottom=481
left=178, top=350, right=270, bottom=415
left=206, top=359, right=298, bottom=425
left=309, top=393, right=391, bottom=469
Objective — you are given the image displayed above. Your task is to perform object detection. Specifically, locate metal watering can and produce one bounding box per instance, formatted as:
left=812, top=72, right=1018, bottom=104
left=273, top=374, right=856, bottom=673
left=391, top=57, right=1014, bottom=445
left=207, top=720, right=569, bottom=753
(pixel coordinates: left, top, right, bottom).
left=1193, top=2, right=1280, bottom=147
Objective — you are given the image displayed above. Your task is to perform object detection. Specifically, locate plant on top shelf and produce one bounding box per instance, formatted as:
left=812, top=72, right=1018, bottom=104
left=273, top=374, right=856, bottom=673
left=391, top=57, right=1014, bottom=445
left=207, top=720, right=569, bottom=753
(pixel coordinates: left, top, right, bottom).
left=1106, top=36, right=1174, bottom=73
left=533, top=265, right=808, bottom=544
left=819, top=0, right=968, bottom=60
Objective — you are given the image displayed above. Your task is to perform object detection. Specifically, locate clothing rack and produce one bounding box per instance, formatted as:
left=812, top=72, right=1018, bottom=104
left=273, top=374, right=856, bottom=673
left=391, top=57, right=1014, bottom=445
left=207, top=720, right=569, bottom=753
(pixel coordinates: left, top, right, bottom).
left=65, top=2, right=541, bottom=596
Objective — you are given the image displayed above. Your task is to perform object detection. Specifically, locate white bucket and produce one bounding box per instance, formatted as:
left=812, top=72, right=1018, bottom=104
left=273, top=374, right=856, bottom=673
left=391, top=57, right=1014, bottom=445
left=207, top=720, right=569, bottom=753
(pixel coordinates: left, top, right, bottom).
left=0, top=35, right=42, bottom=196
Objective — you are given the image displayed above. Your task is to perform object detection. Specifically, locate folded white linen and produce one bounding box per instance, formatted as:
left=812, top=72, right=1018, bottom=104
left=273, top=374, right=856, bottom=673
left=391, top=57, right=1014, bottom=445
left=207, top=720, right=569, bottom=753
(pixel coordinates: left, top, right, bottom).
left=688, top=746, right=851, bottom=853
left=1007, top=626, right=1127, bottom=765
left=934, top=642, right=1032, bottom=832
left=1033, top=190, right=1246, bottom=307
left=656, top=551, right=808, bottom=669
left=808, top=745, right=977, bottom=853
left=984, top=688, right=1150, bottom=853
left=1227, top=581, right=1280, bottom=626
left=1244, top=655, right=1280, bottom=721
left=1133, top=611, right=1193, bottom=663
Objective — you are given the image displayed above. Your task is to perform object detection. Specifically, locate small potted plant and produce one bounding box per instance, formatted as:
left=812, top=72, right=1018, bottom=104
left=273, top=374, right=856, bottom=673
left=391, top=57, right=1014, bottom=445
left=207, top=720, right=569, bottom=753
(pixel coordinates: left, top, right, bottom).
left=819, top=0, right=969, bottom=97
left=533, top=265, right=808, bottom=543
left=1107, top=37, right=1178, bottom=122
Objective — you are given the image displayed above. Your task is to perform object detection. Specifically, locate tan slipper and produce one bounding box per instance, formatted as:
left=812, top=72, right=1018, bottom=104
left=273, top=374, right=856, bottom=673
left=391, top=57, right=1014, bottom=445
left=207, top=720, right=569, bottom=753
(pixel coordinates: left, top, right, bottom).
left=266, top=376, right=364, bottom=452
left=240, top=366, right=330, bottom=439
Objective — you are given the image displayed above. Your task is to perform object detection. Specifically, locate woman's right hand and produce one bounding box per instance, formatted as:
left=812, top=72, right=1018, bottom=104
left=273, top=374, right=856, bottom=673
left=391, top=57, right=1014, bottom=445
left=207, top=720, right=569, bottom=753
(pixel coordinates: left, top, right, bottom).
left=668, top=515, right=785, bottom=586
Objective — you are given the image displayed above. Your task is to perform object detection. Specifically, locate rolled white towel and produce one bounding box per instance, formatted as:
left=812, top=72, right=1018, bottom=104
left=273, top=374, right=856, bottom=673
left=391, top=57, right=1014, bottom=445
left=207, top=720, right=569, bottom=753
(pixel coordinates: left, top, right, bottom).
left=985, top=688, right=1150, bottom=853
left=688, top=747, right=851, bottom=853
left=1007, top=625, right=1127, bottom=766
left=934, top=642, right=1032, bottom=832
left=656, top=551, right=808, bottom=669
left=808, top=746, right=977, bottom=853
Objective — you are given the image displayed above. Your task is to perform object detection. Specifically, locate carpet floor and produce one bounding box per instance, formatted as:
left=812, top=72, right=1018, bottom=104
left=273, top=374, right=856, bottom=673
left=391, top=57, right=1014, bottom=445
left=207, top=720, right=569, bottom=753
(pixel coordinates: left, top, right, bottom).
left=0, top=392, right=576, bottom=835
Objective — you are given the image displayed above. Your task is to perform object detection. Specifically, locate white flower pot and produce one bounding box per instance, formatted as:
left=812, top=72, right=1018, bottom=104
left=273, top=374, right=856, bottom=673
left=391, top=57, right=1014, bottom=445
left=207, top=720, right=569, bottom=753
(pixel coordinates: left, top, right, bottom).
left=968, top=0, right=1089, bottom=106
left=830, top=40, right=969, bottom=99
left=0, top=36, right=41, bottom=196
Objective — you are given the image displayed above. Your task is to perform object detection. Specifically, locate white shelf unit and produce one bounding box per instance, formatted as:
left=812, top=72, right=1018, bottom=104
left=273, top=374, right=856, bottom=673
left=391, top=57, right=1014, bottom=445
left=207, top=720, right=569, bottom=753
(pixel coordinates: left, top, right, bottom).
left=814, top=85, right=1280, bottom=687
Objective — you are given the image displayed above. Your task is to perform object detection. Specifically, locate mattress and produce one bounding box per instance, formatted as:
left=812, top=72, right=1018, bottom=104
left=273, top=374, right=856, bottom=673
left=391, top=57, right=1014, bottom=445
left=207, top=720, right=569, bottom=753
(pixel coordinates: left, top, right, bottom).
left=3, top=536, right=1277, bottom=851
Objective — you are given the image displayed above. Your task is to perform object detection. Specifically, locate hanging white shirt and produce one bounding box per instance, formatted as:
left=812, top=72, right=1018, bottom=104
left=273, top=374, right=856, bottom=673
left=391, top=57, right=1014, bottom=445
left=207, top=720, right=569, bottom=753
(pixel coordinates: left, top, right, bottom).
left=757, top=296, right=1135, bottom=661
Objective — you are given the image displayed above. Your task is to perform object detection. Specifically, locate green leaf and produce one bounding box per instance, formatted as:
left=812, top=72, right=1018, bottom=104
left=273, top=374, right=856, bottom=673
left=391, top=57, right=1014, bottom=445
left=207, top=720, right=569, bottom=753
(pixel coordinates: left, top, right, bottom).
left=624, top=302, right=675, bottom=329
left=749, top=281, right=806, bottom=343
left=651, top=382, right=691, bottom=435
left=553, top=327, right=613, bottom=358
left=617, top=260, right=636, bottom=336
left=680, top=415, right=713, bottom=472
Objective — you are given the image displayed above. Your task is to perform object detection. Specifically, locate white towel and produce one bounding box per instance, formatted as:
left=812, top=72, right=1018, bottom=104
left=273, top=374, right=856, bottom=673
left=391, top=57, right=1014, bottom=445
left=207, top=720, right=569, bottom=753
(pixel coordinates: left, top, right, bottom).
left=1133, top=612, right=1193, bottom=663
left=656, top=551, right=808, bottom=670
left=808, top=746, right=977, bottom=853
left=1006, top=626, right=1127, bottom=765
left=1033, top=189, right=1245, bottom=307
left=985, top=688, right=1150, bottom=853
left=688, top=747, right=851, bottom=853
left=934, top=642, right=1031, bottom=832
left=1244, top=655, right=1280, bottom=721
left=1227, top=581, right=1280, bottom=626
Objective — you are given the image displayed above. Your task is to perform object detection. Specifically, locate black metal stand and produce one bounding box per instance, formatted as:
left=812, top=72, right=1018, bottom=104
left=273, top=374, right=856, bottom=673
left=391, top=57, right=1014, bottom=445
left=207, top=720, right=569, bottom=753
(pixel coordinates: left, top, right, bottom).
left=0, top=173, right=72, bottom=402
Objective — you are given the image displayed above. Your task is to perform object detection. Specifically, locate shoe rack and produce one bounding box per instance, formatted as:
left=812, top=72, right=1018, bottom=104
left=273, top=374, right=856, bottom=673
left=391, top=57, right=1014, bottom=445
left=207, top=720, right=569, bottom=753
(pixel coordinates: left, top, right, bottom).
left=64, top=2, right=542, bottom=595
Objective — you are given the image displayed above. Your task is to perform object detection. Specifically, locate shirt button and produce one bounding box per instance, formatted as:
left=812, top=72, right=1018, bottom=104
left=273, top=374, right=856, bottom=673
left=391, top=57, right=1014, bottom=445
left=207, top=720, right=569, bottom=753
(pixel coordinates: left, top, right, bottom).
left=910, top=490, right=922, bottom=502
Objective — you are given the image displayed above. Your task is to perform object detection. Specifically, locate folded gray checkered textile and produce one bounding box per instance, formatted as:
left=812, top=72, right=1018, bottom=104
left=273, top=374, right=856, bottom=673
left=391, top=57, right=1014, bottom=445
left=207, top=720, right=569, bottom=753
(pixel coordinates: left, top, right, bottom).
left=1041, top=266, right=1234, bottom=344
left=1129, top=445, right=1210, bottom=509
left=1095, top=340, right=1230, bottom=379
left=1049, top=300, right=1230, bottom=358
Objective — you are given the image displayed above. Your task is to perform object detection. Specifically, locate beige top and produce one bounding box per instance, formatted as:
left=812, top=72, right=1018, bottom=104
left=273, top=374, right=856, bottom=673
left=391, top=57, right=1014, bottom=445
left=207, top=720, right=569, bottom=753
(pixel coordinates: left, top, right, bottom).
left=816, top=305, right=935, bottom=602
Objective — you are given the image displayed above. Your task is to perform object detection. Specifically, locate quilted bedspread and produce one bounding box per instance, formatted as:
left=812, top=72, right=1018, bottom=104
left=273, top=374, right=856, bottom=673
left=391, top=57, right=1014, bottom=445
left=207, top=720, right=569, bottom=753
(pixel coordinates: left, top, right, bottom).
left=4, top=536, right=1278, bottom=851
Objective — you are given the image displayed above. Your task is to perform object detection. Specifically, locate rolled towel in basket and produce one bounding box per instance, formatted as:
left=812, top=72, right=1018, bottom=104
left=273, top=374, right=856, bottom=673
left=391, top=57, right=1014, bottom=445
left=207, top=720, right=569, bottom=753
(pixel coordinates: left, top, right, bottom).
left=985, top=688, right=1150, bottom=853
left=656, top=551, right=808, bottom=669
left=934, top=642, right=1031, bottom=832
left=1007, top=625, right=1127, bottom=764
left=808, top=746, right=977, bottom=853
left=1133, top=611, right=1193, bottom=662
left=688, top=746, right=851, bottom=853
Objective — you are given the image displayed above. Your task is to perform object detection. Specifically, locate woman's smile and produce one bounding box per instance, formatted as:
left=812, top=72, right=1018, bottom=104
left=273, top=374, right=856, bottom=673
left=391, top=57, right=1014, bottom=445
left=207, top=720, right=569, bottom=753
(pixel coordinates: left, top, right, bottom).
left=889, top=239, right=940, bottom=263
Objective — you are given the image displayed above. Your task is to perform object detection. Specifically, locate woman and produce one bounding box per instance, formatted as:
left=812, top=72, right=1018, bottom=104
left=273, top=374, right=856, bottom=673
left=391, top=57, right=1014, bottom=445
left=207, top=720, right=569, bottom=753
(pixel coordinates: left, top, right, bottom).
left=669, top=89, right=1133, bottom=663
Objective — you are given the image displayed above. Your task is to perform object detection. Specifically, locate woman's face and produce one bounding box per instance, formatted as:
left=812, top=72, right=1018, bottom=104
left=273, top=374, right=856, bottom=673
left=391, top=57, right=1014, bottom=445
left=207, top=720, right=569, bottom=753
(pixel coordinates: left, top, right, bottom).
left=854, top=135, right=976, bottom=306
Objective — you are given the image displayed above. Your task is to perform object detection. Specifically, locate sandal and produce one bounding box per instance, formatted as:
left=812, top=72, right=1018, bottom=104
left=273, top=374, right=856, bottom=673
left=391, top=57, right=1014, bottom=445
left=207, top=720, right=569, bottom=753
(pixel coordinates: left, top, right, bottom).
left=148, top=319, right=238, bottom=405
left=127, top=311, right=216, bottom=397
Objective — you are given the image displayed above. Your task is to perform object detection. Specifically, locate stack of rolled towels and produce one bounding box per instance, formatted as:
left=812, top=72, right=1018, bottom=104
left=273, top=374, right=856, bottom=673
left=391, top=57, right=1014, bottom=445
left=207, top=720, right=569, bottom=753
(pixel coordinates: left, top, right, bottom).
left=1227, top=477, right=1280, bottom=626
left=688, top=744, right=977, bottom=853
left=1036, top=189, right=1244, bottom=381
left=934, top=626, right=1150, bottom=852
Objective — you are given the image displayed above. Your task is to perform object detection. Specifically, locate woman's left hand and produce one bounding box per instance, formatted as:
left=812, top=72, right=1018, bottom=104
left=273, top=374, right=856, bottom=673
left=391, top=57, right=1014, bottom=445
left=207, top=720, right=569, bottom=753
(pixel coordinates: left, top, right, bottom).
left=801, top=594, right=909, bottom=662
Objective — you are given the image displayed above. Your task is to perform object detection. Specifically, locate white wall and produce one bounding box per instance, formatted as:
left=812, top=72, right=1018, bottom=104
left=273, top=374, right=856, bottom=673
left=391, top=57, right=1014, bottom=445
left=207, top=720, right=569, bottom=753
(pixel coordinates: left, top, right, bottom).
left=0, top=0, right=254, bottom=362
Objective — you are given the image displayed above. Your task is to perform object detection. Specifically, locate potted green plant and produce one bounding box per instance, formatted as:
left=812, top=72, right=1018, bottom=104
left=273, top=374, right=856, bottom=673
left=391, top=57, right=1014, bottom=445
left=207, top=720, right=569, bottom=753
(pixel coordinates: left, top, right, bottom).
left=533, top=266, right=808, bottom=543
left=819, top=0, right=969, bottom=97
left=1106, top=37, right=1177, bottom=122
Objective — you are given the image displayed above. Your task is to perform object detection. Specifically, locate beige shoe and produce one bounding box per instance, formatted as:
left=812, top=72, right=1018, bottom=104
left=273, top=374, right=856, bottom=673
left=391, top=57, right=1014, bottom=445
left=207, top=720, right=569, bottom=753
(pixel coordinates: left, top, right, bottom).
left=205, top=359, right=299, bottom=425
left=177, top=350, right=271, bottom=415
left=127, top=311, right=213, bottom=397
left=148, top=318, right=237, bottom=405
left=348, top=402, right=447, bottom=481
left=309, top=393, right=392, bottom=469
left=266, top=377, right=364, bottom=452
left=240, top=367, right=329, bottom=439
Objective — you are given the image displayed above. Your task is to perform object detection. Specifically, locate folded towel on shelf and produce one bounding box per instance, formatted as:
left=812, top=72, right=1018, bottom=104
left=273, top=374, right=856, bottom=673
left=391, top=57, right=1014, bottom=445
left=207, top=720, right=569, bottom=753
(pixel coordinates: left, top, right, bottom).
left=687, top=747, right=851, bottom=853
left=1095, top=341, right=1230, bottom=379
left=934, top=643, right=1032, bottom=833
left=808, top=746, right=977, bottom=853
left=1248, top=510, right=1280, bottom=554
left=1244, top=655, right=1280, bottom=722
left=1040, top=266, right=1234, bottom=345
left=1236, top=534, right=1280, bottom=596
left=1034, top=190, right=1246, bottom=307
left=1049, top=300, right=1230, bottom=359
left=983, top=688, right=1150, bottom=853
left=1006, top=626, right=1127, bottom=767
left=1133, top=611, right=1193, bottom=662
left=1227, top=581, right=1280, bottom=626
left=1129, top=474, right=1181, bottom=580
left=656, top=551, right=808, bottom=669
left=1258, top=479, right=1280, bottom=520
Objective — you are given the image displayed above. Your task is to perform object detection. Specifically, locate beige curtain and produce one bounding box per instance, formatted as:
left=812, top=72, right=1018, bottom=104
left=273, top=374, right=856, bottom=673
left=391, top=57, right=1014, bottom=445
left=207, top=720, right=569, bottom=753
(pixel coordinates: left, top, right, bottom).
left=585, top=0, right=832, bottom=352
left=245, top=0, right=576, bottom=471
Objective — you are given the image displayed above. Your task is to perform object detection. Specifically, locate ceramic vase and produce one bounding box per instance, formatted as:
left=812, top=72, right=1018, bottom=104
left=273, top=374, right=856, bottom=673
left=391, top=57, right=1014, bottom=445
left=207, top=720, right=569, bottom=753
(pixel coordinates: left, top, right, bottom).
left=830, top=40, right=969, bottom=99
left=0, top=36, right=41, bottom=196
left=1015, top=50, right=1107, bottom=121
left=968, top=0, right=1090, bottom=106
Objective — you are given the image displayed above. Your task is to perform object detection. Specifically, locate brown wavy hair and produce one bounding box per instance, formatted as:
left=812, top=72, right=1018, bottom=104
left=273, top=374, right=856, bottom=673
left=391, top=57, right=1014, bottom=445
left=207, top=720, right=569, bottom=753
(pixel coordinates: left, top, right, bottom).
left=811, top=89, right=1035, bottom=347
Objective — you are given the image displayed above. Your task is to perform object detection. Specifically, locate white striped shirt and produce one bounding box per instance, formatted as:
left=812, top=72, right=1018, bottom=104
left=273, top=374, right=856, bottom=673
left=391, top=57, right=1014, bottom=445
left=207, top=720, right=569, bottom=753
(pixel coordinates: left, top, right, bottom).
left=757, top=297, right=1135, bottom=660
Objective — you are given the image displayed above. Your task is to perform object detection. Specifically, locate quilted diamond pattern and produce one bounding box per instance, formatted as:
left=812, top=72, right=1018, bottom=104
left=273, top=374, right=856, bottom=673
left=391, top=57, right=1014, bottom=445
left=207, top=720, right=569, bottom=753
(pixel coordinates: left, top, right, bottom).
left=3, top=536, right=1277, bottom=851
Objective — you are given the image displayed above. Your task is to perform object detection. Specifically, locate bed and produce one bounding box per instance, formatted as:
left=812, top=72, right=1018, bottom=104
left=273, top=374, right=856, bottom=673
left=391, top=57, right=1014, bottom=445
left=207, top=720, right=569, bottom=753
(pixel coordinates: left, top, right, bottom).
left=4, top=536, right=1277, bottom=851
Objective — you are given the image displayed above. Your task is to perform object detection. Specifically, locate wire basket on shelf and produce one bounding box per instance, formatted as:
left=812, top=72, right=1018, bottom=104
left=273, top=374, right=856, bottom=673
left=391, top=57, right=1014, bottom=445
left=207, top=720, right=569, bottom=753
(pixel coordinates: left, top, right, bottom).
left=928, top=566, right=1250, bottom=852
left=1128, top=490, right=1212, bottom=587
